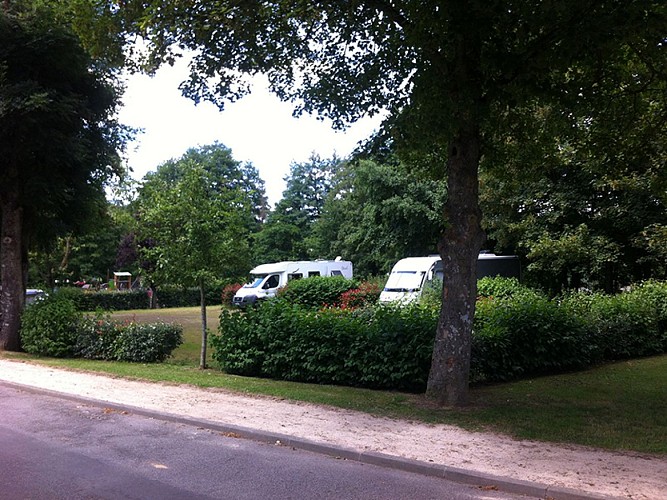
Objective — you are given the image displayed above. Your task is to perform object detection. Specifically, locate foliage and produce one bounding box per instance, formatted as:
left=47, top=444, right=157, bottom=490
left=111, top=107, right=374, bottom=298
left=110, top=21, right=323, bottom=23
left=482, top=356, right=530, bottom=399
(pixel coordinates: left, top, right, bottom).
left=277, top=276, right=358, bottom=308
left=212, top=278, right=667, bottom=389
left=75, top=316, right=182, bottom=363
left=20, top=293, right=82, bottom=357
left=1, top=4, right=127, bottom=350
left=472, top=295, right=592, bottom=383
left=137, top=158, right=252, bottom=287
left=110, top=322, right=182, bottom=362
left=562, top=283, right=667, bottom=362
left=212, top=300, right=436, bottom=391
left=71, top=0, right=667, bottom=404
left=631, top=281, right=667, bottom=337
left=221, top=283, right=242, bottom=306
left=477, top=277, right=536, bottom=300
left=252, top=154, right=339, bottom=263
left=151, top=143, right=268, bottom=231
left=20, top=292, right=182, bottom=361
left=419, top=278, right=444, bottom=308
left=28, top=203, right=132, bottom=289
left=311, top=158, right=446, bottom=276
left=48, top=286, right=223, bottom=311
left=137, top=156, right=253, bottom=367
left=481, top=92, right=667, bottom=293
left=338, top=280, right=383, bottom=310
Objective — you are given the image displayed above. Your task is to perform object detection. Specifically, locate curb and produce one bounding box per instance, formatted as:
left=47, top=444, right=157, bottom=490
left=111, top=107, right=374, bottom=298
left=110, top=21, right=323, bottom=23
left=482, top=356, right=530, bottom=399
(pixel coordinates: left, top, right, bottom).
left=2, top=380, right=614, bottom=500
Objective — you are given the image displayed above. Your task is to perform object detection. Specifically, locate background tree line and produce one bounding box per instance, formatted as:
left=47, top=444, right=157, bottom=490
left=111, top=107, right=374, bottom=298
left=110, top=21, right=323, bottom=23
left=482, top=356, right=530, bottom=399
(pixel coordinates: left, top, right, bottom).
left=32, top=128, right=666, bottom=295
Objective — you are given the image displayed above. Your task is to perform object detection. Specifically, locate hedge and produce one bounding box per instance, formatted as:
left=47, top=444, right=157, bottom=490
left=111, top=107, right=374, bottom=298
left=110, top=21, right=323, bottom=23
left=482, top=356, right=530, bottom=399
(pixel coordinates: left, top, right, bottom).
left=277, top=276, right=359, bottom=308
left=21, top=294, right=182, bottom=362
left=211, top=300, right=435, bottom=391
left=52, top=284, right=227, bottom=311
left=211, top=279, right=667, bottom=390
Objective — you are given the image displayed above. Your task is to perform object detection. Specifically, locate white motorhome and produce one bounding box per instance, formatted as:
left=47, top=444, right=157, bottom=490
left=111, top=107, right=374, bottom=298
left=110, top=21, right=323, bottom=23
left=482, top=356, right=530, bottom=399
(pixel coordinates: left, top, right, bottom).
left=379, top=253, right=521, bottom=304
left=233, top=259, right=353, bottom=307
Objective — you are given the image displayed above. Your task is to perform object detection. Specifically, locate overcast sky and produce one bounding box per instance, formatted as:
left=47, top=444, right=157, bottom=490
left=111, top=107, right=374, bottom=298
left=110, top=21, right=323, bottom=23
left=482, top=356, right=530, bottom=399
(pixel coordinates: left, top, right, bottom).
left=117, top=59, right=383, bottom=206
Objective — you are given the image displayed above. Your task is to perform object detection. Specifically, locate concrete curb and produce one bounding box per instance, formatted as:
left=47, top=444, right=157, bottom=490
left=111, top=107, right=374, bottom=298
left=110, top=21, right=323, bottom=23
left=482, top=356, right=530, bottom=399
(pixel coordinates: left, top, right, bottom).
left=3, top=380, right=615, bottom=500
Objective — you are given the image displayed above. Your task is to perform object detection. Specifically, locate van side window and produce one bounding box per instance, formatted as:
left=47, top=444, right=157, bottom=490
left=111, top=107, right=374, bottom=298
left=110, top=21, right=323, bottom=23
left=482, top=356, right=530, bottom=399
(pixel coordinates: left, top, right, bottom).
left=288, top=273, right=303, bottom=281
left=308, top=271, right=320, bottom=277
left=263, top=275, right=280, bottom=289
left=331, top=270, right=342, bottom=276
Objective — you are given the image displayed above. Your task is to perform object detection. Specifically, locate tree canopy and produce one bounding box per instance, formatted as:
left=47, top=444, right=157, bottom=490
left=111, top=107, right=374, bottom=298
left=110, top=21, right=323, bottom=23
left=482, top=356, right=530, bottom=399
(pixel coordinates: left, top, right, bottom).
left=0, top=3, right=126, bottom=350
left=72, top=0, right=667, bottom=404
left=137, top=158, right=251, bottom=368
left=311, top=157, right=447, bottom=276
left=252, top=154, right=337, bottom=263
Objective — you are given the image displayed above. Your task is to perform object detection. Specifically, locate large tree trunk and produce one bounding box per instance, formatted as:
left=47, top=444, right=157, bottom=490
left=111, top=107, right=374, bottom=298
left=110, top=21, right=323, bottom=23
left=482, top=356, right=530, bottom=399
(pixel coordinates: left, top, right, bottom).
left=1, top=186, right=25, bottom=351
left=426, top=126, right=485, bottom=406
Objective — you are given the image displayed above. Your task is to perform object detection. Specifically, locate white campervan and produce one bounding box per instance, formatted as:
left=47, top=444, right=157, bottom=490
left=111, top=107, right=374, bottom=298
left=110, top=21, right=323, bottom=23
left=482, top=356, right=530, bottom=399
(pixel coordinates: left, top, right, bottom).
left=233, top=259, right=353, bottom=307
left=379, top=253, right=521, bottom=304
left=379, top=256, right=441, bottom=304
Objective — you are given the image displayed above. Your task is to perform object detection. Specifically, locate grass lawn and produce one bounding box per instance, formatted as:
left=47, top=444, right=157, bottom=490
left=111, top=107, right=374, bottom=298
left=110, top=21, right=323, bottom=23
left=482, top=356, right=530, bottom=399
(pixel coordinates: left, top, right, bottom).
left=109, top=306, right=223, bottom=365
left=5, top=306, right=666, bottom=455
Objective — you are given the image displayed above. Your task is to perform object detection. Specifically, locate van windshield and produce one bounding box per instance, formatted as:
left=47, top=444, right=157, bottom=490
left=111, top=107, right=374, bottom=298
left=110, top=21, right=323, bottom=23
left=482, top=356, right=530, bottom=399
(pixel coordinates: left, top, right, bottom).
left=383, top=271, right=426, bottom=292
left=243, top=275, right=266, bottom=288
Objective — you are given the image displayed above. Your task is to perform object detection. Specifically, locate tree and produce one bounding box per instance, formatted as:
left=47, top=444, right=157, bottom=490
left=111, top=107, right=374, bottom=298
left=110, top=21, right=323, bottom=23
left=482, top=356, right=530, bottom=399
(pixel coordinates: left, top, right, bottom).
left=28, top=202, right=135, bottom=288
left=137, top=160, right=251, bottom=369
left=153, top=143, right=269, bottom=231
left=0, top=4, right=125, bottom=350
left=481, top=89, right=667, bottom=293
left=253, top=154, right=337, bottom=262
left=83, top=1, right=667, bottom=404
left=311, top=157, right=447, bottom=276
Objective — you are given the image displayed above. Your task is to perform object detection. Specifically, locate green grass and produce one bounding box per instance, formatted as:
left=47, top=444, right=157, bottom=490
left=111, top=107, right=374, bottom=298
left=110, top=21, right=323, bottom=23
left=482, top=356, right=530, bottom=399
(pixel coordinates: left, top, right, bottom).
left=109, top=306, right=223, bottom=364
left=4, top=306, right=666, bottom=455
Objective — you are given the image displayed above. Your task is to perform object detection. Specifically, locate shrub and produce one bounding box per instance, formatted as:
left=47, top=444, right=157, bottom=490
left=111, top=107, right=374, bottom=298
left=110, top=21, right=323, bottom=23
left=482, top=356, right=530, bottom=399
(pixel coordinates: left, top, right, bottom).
left=21, top=293, right=81, bottom=357
left=221, top=283, right=242, bottom=305
left=630, top=281, right=667, bottom=342
left=211, top=298, right=437, bottom=390
left=113, top=322, right=183, bottom=362
left=278, top=276, right=359, bottom=308
left=421, top=276, right=538, bottom=307
left=75, top=317, right=183, bottom=362
left=210, top=298, right=437, bottom=390
left=477, top=276, right=536, bottom=299
left=471, top=294, right=591, bottom=383
left=20, top=290, right=182, bottom=362
left=212, top=280, right=667, bottom=390
left=563, top=285, right=666, bottom=361
left=338, top=280, right=383, bottom=309
left=58, top=284, right=229, bottom=312
left=75, top=313, right=120, bottom=360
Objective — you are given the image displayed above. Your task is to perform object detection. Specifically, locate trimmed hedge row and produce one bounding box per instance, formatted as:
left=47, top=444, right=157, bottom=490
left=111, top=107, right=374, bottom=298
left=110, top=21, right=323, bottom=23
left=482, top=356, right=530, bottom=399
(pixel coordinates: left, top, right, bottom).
left=20, top=293, right=182, bottom=362
left=211, top=280, right=667, bottom=389
left=53, top=284, right=226, bottom=311
left=211, top=300, right=435, bottom=391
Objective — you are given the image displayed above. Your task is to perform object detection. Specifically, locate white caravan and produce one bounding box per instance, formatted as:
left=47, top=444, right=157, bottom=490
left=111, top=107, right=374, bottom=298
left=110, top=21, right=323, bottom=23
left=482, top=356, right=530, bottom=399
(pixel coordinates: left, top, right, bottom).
left=379, top=253, right=521, bottom=304
left=233, top=259, right=353, bottom=307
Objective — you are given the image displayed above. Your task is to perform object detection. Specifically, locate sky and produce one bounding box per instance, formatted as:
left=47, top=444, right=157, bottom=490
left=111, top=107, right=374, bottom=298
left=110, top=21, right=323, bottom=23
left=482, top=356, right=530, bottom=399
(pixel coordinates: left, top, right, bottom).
left=117, top=59, right=384, bottom=206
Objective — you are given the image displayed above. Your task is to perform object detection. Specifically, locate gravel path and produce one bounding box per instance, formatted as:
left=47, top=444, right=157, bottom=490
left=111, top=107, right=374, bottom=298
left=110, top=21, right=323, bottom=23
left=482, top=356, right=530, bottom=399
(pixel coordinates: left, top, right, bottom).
left=0, top=359, right=664, bottom=499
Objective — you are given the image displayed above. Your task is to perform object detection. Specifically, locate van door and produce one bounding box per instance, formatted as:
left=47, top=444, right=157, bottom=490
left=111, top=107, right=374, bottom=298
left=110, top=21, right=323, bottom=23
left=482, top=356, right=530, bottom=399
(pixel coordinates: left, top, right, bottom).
left=262, top=274, right=281, bottom=297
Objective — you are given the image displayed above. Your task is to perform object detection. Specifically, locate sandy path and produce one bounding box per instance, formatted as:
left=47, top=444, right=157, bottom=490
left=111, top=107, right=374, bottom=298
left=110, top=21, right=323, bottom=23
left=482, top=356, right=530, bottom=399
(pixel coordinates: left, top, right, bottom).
left=0, top=359, right=664, bottom=499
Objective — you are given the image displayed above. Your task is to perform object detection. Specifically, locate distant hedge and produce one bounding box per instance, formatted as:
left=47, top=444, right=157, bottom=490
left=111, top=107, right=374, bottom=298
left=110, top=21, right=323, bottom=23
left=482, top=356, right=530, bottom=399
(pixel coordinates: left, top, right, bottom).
left=53, top=284, right=227, bottom=311
left=211, top=279, right=667, bottom=390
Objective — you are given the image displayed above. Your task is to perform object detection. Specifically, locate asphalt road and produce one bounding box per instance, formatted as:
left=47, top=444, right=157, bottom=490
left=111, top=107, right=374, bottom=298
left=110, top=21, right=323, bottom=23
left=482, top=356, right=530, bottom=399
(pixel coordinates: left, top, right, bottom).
left=0, top=383, right=533, bottom=500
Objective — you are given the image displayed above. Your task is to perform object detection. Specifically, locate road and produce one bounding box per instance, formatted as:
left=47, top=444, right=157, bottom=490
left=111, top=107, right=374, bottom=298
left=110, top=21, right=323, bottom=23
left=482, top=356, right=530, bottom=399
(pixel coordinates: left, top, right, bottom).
left=0, top=383, right=533, bottom=500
